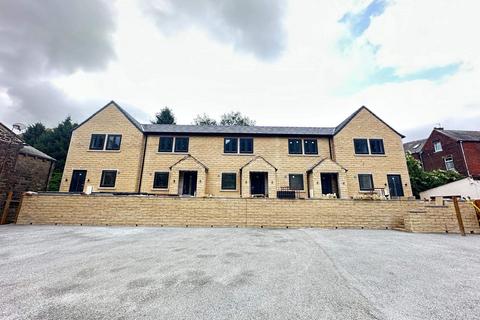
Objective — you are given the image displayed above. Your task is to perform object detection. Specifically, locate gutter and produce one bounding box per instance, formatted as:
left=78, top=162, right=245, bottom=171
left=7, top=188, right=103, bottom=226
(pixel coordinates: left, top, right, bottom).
left=459, top=141, right=471, bottom=177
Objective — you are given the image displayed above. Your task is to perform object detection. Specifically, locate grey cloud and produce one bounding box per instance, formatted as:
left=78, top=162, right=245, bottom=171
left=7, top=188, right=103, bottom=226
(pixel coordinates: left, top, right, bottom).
left=0, top=0, right=116, bottom=126
left=140, top=0, right=287, bottom=60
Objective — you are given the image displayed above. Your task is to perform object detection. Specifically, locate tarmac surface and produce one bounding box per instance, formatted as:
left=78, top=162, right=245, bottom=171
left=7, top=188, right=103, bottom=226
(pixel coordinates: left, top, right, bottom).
left=0, top=225, right=479, bottom=319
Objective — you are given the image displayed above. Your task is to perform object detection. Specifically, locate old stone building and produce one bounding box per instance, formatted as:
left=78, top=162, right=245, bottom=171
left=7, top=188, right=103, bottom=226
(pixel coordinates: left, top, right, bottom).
left=60, top=101, right=413, bottom=199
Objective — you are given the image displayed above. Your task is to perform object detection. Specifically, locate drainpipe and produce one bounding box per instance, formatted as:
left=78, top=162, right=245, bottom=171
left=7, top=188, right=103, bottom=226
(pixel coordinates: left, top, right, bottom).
left=137, top=135, right=149, bottom=193
left=239, top=168, right=243, bottom=197
left=45, top=160, right=55, bottom=191
left=459, top=141, right=471, bottom=177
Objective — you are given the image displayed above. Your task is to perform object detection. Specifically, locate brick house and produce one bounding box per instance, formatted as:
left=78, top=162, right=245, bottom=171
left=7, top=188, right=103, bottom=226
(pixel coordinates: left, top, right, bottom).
left=0, top=123, right=56, bottom=220
left=421, top=128, right=480, bottom=178
left=60, top=101, right=413, bottom=199
left=403, top=139, right=426, bottom=163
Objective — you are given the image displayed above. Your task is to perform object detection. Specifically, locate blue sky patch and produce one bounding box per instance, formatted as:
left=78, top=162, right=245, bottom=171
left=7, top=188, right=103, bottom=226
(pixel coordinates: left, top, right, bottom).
left=340, top=0, right=389, bottom=37
left=369, top=63, right=462, bottom=85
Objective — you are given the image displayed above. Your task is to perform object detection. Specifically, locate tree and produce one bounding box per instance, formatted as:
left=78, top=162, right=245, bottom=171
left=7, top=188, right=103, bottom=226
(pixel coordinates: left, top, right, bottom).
left=22, top=123, right=46, bottom=146
left=193, top=113, right=217, bottom=126
left=220, top=111, right=255, bottom=126
left=151, top=107, right=176, bottom=124
left=406, top=153, right=463, bottom=198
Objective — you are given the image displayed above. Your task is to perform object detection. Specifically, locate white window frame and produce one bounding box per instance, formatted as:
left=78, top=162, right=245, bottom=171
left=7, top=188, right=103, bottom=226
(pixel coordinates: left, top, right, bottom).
left=444, top=156, right=455, bottom=171
left=433, top=141, right=442, bottom=153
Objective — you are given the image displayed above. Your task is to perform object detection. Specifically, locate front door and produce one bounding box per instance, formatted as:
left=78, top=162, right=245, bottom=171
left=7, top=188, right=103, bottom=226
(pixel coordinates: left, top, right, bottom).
left=387, top=174, right=404, bottom=197
left=69, top=170, right=87, bottom=192
left=250, top=172, right=267, bottom=196
left=321, top=173, right=339, bottom=196
left=181, top=171, right=197, bottom=196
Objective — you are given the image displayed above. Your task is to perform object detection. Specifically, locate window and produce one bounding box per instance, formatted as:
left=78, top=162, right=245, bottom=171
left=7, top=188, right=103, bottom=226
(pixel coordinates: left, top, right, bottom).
left=358, top=174, right=374, bottom=191
left=354, top=139, right=369, bottom=154
left=239, top=138, right=254, bottom=154
left=288, top=139, right=302, bottom=154
left=89, top=134, right=106, bottom=150
left=289, top=174, right=304, bottom=190
left=159, top=137, right=174, bottom=152
left=153, top=172, right=169, bottom=188
left=221, top=173, right=237, bottom=190
left=369, top=139, right=385, bottom=154
left=174, top=137, right=189, bottom=152
left=304, top=139, right=318, bottom=154
left=106, top=135, right=122, bottom=150
left=444, top=156, right=455, bottom=171
left=433, top=141, right=442, bottom=153
left=100, top=170, right=117, bottom=188
left=224, top=138, right=238, bottom=153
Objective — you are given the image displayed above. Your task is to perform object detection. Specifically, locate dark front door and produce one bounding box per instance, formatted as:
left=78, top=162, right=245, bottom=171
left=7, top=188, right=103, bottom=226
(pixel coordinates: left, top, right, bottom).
left=181, top=171, right=197, bottom=196
left=250, top=172, right=267, bottom=196
left=387, top=174, right=404, bottom=197
left=69, top=170, right=87, bottom=192
left=321, top=173, right=339, bottom=196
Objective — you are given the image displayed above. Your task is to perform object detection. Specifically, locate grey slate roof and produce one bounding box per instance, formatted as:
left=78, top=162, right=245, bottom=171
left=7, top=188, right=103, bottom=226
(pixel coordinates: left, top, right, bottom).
left=141, top=123, right=335, bottom=136
left=19, top=145, right=56, bottom=161
left=403, top=139, right=427, bottom=154
left=439, top=130, right=480, bottom=142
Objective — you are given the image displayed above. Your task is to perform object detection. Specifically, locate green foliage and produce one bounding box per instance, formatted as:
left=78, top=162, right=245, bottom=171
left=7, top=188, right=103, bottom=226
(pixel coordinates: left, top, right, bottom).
left=193, top=113, right=217, bottom=126
left=406, top=153, right=463, bottom=198
left=220, top=111, right=255, bottom=126
left=22, top=117, right=78, bottom=191
left=151, top=107, right=176, bottom=124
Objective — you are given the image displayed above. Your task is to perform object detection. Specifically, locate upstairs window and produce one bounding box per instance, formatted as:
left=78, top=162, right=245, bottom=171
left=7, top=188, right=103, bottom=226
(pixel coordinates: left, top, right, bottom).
left=174, top=137, right=189, bottom=153
left=354, top=139, right=369, bottom=154
left=369, top=139, right=385, bottom=155
left=153, top=172, right=169, bottom=188
left=239, top=138, right=254, bottom=154
left=159, top=137, right=174, bottom=152
left=221, top=173, right=237, bottom=190
left=288, top=139, right=302, bottom=154
left=224, top=138, right=238, bottom=153
left=303, top=139, right=318, bottom=154
left=289, top=174, right=304, bottom=190
left=444, top=156, right=455, bottom=171
left=358, top=174, right=374, bottom=191
left=433, top=141, right=442, bottom=153
left=89, top=134, right=106, bottom=150
left=100, top=170, right=117, bottom=188
left=106, top=135, right=122, bottom=150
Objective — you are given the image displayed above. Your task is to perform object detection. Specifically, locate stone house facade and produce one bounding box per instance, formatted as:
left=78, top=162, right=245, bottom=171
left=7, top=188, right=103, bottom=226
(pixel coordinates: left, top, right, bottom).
left=60, top=101, right=413, bottom=199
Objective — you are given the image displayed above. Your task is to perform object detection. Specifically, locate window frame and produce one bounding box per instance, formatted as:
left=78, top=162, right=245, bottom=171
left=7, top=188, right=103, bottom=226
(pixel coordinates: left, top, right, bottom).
left=444, top=156, right=455, bottom=171
left=158, top=136, right=174, bottom=152
left=153, top=172, right=169, bottom=189
left=221, top=172, right=237, bottom=190
left=369, top=139, right=385, bottom=155
left=288, top=138, right=303, bottom=154
left=288, top=174, right=304, bottom=190
left=105, top=134, right=122, bottom=151
left=224, top=137, right=239, bottom=154
left=239, top=137, right=254, bottom=154
left=433, top=141, right=443, bottom=153
left=353, top=138, right=369, bottom=155
left=89, top=134, right=106, bottom=150
left=358, top=174, right=374, bottom=191
left=99, top=170, right=117, bottom=188
left=174, top=137, right=189, bottom=153
left=303, top=139, right=318, bottom=155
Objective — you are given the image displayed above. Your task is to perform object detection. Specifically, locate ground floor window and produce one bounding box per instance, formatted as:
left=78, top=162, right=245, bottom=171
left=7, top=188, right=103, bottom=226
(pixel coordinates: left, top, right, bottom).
left=153, top=172, right=169, bottom=188
left=289, top=174, right=304, bottom=190
left=221, top=173, right=237, bottom=190
left=358, top=174, right=373, bottom=191
left=100, top=170, right=117, bottom=188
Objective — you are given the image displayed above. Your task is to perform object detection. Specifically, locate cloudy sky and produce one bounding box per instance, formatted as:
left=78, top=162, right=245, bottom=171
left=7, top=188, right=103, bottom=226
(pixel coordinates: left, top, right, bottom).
left=1, top=0, right=479, bottom=140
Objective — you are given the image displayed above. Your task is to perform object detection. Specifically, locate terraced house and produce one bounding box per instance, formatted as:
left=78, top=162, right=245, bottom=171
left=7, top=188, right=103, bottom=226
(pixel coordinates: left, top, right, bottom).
left=60, top=101, right=412, bottom=199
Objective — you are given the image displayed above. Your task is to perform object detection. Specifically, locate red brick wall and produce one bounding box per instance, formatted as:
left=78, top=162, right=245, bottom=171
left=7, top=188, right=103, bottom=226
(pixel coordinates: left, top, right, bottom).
left=463, top=141, right=480, bottom=177
left=422, top=130, right=468, bottom=175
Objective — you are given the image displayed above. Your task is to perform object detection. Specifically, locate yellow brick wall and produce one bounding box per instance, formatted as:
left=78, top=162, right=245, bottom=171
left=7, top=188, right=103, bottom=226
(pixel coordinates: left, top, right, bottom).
left=333, top=108, right=413, bottom=198
left=16, top=194, right=480, bottom=234
left=60, top=103, right=145, bottom=193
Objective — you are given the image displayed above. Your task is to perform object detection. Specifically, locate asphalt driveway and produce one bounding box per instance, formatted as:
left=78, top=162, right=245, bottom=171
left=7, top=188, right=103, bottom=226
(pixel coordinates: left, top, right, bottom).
left=0, top=225, right=479, bottom=320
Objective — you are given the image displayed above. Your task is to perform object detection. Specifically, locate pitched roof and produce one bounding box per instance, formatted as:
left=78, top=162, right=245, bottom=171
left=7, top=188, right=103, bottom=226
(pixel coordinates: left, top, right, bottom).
left=438, top=130, right=480, bottom=142
left=403, top=139, right=427, bottom=154
left=19, top=145, right=56, bottom=161
left=169, top=154, right=208, bottom=171
left=239, top=155, right=278, bottom=171
left=306, top=158, right=348, bottom=172
left=141, top=124, right=335, bottom=136
left=333, top=106, right=405, bottom=138
left=75, top=101, right=143, bottom=132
